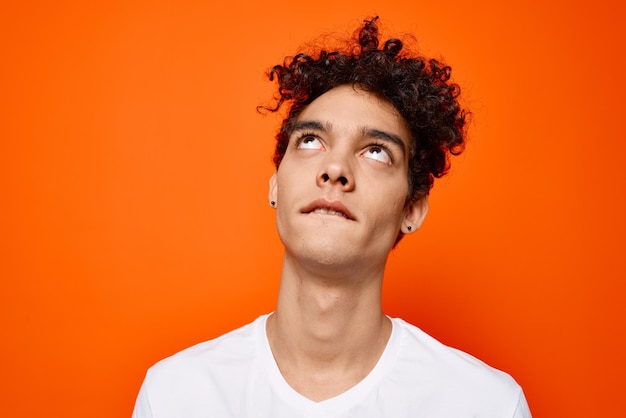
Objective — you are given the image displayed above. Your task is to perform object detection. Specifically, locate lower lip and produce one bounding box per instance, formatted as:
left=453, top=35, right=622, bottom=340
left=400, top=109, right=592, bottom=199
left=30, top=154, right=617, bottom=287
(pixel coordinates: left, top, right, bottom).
left=308, top=211, right=351, bottom=220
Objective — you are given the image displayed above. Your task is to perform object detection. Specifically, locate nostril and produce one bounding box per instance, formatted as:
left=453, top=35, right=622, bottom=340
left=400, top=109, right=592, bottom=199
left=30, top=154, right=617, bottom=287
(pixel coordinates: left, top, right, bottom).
left=322, top=173, right=330, bottom=182
left=339, top=176, right=348, bottom=186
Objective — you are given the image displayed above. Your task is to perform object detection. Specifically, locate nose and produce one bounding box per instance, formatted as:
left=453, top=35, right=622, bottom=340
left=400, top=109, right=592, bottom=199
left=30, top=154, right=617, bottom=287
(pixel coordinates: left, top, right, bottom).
left=317, top=157, right=355, bottom=191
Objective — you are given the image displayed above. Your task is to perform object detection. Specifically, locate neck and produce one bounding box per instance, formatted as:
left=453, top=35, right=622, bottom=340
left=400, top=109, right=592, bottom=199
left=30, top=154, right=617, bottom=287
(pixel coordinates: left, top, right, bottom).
left=266, top=253, right=391, bottom=401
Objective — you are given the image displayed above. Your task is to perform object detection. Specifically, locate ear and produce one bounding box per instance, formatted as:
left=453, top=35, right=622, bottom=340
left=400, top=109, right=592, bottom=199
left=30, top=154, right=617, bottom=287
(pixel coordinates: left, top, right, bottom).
left=402, top=197, right=428, bottom=233
left=268, top=172, right=278, bottom=203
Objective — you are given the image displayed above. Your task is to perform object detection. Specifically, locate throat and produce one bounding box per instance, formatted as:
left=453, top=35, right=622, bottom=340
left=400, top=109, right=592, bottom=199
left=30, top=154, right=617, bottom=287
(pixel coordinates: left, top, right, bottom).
left=266, top=311, right=392, bottom=401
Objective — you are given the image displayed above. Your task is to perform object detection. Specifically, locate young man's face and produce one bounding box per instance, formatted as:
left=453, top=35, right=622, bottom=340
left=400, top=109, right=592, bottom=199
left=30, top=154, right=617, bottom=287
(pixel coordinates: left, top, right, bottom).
left=269, top=85, right=427, bottom=274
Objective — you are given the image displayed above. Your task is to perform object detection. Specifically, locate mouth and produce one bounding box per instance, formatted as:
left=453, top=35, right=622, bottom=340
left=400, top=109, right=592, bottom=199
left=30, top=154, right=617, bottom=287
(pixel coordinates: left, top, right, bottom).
left=311, top=207, right=350, bottom=219
left=301, top=199, right=356, bottom=221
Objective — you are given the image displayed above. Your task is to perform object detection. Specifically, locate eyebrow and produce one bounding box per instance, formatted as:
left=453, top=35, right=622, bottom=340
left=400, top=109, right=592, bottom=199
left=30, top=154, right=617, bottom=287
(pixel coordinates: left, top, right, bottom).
left=292, top=120, right=326, bottom=132
left=292, top=120, right=408, bottom=158
left=361, top=128, right=407, bottom=157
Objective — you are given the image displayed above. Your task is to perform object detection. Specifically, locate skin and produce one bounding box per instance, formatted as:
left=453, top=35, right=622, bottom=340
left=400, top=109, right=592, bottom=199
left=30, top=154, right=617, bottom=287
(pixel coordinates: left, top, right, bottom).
left=266, top=85, right=428, bottom=401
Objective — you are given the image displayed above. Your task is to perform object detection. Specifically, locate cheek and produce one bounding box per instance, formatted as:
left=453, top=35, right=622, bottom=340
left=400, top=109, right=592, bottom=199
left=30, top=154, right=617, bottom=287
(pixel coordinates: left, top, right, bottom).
left=365, top=171, right=410, bottom=207
left=274, top=171, right=300, bottom=228
left=277, top=157, right=319, bottom=196
left=275, top=169, right=295, bottom=203
left=373, top=180, right=410, bottom=225
left=273, top=200, right=292, bottom=246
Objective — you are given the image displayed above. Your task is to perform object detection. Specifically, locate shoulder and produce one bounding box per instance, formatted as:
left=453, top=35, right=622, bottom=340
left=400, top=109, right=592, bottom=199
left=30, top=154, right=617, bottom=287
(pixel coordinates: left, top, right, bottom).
left=392, top=317, right=518, bottom=385
left=143, top=315, right=265, bottom=388
left=389, top=317, right=527, bottom=415
left=133, top=316, right=269, bottom=418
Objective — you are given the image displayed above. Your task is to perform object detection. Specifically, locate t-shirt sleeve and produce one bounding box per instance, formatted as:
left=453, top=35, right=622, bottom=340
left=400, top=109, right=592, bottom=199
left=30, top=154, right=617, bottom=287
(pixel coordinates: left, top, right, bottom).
left=512, top=389, right=532, bottom=418
left=131, top=377, right=153, bottom=418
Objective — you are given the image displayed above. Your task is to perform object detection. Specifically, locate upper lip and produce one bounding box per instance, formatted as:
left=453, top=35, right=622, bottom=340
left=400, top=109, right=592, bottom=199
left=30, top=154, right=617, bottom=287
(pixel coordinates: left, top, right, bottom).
left=301, top=198, right=356, bottom=221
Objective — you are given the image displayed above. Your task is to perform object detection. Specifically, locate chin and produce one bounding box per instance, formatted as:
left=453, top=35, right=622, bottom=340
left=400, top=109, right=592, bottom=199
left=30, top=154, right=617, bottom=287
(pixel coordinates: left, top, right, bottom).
left=294, top=237, right=363, bottom=269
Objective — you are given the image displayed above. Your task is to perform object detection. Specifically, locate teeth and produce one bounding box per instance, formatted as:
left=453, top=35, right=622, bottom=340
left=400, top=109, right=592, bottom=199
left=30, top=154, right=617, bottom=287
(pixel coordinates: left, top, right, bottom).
left=313, top=208, right=347, bottom=218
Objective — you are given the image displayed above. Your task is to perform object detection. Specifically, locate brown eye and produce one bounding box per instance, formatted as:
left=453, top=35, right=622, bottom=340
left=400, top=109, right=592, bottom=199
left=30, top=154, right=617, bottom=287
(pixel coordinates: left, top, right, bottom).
left=297, top=135, right=324, bottom=150
left=361, top=145, right=392, bottom=164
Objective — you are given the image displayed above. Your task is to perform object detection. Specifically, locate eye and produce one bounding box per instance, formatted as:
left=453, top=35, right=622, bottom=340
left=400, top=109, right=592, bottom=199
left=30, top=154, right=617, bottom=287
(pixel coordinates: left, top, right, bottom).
left=361, top=145, right=392, bottom=164
left=296, top=135, right=325, bottom=150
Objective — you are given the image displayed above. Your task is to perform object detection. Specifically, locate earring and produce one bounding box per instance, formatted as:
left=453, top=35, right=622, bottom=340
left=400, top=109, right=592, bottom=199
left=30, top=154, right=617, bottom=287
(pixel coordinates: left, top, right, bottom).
left=407, top=225, right=412, bottom=232
left=270, top=200, right=276, bottom=207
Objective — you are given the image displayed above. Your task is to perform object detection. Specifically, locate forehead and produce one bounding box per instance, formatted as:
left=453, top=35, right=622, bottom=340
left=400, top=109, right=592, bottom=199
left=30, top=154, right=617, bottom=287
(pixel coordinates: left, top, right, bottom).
left=295, top=85, right=411, bottom=144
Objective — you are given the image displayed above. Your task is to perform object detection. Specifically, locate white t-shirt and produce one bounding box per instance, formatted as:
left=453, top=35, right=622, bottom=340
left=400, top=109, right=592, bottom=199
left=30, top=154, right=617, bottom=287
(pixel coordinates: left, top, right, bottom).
left=133, top=315, right=531, bottom=418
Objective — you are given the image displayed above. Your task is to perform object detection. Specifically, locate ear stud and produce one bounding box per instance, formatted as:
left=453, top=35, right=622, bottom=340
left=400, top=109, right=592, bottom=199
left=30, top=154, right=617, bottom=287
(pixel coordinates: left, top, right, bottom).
left=270, top=201, right=276, bottom=207
left=407, top=225, right=412, bottom=232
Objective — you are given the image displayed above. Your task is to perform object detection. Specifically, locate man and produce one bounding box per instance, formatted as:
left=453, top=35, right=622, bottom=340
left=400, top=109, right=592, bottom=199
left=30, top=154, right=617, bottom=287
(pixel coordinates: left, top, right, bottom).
left=132, top=17, right=531, bottom=417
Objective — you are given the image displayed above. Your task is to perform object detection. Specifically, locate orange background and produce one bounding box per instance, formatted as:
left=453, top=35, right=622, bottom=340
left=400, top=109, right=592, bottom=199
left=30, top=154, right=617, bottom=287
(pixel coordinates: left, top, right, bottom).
left=2, top=1, right=625, bottom=417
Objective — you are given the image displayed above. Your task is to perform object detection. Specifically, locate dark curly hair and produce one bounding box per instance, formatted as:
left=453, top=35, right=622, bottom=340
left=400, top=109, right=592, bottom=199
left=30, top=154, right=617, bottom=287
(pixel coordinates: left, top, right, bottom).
left=263, top=16, right=467, bottom=204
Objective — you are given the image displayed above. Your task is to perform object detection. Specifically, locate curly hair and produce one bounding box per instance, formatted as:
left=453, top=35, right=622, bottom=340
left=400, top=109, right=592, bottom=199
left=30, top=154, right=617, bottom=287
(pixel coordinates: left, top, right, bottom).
left=263, top=16, right=467, bottom=204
